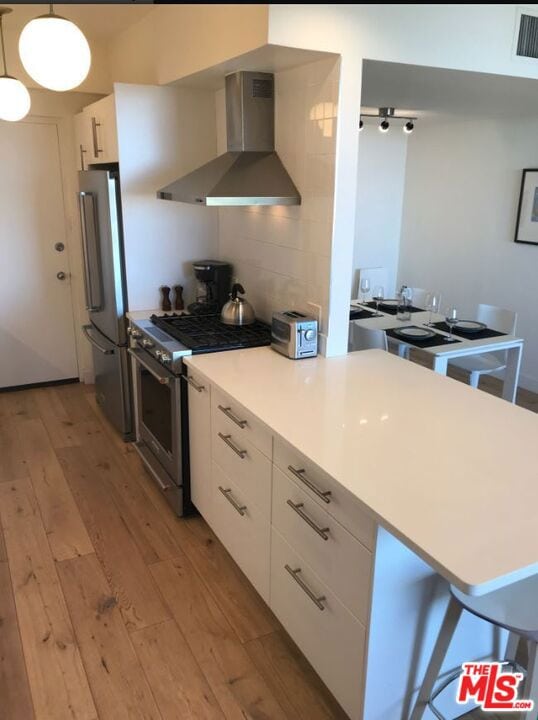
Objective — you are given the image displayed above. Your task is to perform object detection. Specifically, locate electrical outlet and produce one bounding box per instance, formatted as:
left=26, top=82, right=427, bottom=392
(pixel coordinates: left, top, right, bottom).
left=307, top=302, right=322, bottom=325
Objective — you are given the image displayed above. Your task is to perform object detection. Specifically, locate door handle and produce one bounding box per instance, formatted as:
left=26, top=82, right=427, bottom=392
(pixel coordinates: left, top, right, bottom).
left=82, top=325, right=114, bottom=355
left=57, top=271, right=67, bottom=280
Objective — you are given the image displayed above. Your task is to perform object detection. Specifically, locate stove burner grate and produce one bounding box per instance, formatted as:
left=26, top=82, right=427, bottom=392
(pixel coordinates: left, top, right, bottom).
left=150, top=314, right=272, bottom=353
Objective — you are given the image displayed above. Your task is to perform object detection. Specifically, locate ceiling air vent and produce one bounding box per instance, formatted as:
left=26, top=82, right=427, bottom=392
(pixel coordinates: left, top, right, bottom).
left=516, top=10, right=538, bottom=58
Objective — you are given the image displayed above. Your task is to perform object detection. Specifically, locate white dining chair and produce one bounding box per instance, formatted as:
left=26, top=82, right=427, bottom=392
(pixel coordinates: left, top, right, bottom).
left=410, top=287, right=429, bottom=309
left=349, top=324, right=388, bottom=352
left=448, top=304, right=517, bottom=389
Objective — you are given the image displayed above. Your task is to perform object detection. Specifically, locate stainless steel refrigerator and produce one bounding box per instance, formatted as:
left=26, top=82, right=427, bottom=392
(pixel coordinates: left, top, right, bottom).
left=78, top=168, right=133, bottom=440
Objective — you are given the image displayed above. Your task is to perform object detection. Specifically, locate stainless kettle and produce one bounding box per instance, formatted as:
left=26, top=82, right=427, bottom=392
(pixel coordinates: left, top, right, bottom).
left=220, top=283, right=256, bottom=326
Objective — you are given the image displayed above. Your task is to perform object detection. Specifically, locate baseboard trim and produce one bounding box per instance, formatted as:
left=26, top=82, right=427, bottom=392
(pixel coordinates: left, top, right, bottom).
left=0, top=378, right=80, bottom=393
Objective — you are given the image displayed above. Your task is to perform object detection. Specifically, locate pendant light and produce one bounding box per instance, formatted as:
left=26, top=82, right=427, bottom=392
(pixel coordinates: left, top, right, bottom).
left=0, top=8, right=30, bottom=122
left=19, top=3, right=91, bottom=92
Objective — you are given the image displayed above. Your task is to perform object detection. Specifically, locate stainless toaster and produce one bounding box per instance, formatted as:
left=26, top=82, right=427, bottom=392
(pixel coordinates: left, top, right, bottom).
left=271, top=311, right=318, bottom=359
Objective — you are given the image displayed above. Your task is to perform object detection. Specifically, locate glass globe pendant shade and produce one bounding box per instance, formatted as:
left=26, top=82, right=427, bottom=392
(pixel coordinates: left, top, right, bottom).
left=19, top=14, right=91, bottom=91
left=0, top=75, right=31, bottom=121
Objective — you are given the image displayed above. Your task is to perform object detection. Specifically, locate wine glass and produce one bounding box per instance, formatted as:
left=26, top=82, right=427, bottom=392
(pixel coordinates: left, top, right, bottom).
left=372, top=285, right=384, bottom=316
left=444, top=305, right=458, bottom=341
left=425, top=292, right=441, bottom=327
left=360, top=277, right=371, bottom=304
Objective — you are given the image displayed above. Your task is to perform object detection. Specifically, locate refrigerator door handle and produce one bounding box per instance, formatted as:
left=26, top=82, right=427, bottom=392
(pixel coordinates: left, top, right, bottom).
left=78, top=191, right=103, bottom=312
left=82, top=324, right=114, bottom=355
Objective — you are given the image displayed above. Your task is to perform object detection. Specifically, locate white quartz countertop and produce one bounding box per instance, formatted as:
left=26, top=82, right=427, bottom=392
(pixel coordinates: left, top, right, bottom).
left=185, top=347, right=538, bottom=595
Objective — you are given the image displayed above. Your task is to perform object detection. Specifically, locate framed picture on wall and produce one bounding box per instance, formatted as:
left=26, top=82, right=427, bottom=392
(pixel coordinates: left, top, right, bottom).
left=515, top=169, right=538, bottom=245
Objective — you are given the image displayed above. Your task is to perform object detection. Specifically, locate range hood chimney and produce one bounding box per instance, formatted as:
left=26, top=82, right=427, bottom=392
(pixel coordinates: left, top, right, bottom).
left=157, top=71, right=301, bottom=207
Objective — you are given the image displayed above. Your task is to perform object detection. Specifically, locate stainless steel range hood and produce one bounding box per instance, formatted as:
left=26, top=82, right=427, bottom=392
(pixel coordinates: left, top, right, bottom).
left=157, top=72, right=301, bottom=207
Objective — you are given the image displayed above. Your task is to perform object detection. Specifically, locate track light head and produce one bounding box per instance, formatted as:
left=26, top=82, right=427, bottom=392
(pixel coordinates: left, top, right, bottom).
left=379, top=119, right=390, bottom=133
left=404, top=121, right=414, bottom=134
left=359, top=118, right=364, bottom=131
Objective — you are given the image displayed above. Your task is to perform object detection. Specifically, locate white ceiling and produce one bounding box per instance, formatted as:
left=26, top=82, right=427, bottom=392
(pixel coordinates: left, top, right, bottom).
left=2, top=3, right=153, bottom=41
left=361, top=60, right=538, bottom=119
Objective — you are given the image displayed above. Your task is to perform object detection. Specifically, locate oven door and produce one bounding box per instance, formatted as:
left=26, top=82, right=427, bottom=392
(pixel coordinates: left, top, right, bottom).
left=129, top=347, right=181, bottom=487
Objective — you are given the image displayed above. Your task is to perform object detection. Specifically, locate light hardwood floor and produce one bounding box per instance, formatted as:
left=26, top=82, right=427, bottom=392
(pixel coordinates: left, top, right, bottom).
left=0, top=382, right=348, bottom=720
left=0, top=376, right=535, bottom=720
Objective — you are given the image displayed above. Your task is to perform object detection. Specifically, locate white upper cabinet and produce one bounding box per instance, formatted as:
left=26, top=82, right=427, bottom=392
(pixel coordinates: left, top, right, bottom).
left=75, top=94, right=119, bottom=168
left=74, top=110, right=93, bottom=171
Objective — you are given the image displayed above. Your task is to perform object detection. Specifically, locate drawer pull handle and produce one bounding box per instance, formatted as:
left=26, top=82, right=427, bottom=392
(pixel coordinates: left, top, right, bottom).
left=218, top=486, right=246, bottom=516
left=218, top=404, right=247, bottom=428
left=286, top=500, right=330, bottom=541
left=285, top=565, right=326, bottom=611
left=287, top=465, right=331, bottom=504
left=218, top=432, right=247, bottom=459
left=187, top=375, right=205, bottom=393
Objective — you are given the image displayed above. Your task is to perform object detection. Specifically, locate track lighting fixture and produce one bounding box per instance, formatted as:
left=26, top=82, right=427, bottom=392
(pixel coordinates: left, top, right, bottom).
left=359, top=107, right=417, bottom=135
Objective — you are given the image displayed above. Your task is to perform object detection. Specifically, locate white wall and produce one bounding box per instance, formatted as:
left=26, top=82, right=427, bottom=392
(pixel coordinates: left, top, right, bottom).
left=398, top=116, right=538, bottom=391
left=216, top=57, right=339, bottom=342
left=114, top=84, right=219, bottom=311
left=352, top=123, right=409, bottom=298
left=268, top=3, right=538, bottom=357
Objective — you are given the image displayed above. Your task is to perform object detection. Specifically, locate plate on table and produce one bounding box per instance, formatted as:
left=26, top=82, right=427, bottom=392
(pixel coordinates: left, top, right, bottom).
left=454, top=320, right=487, bottom=333
left=379, top=299, right=399, bottom=307
left=392, top=326, right=436, bottom=339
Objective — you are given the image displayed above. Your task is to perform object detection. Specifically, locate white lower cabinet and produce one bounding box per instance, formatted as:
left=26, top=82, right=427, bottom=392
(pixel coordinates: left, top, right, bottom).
left=210, top=461, right=270, bottom=601
left=270, top=527, right=366, bottom=720
left=272, top=465, right=372, bottom=623
left=186, top=371, right=371, bottom=719
left=187, top=370, right=213, bottom=522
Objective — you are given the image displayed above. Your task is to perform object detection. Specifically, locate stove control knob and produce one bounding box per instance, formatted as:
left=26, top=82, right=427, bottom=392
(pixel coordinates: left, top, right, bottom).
left=142, top=338, right=154, bottom=349
left=129, top=328, right=142, bottom=339
left=304, top=329, right=316, bottom=341
left=155, top=350, right=163, bottom=360
left=160, top=353, right=171, bottom=364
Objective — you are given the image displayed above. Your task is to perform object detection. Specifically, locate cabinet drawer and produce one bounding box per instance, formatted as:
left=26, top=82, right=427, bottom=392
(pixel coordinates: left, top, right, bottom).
left=212, top=414, right=271, bottom=519
left=186, top=370, right=212, bottom=521
left=210, top=461, right=270, bottom=601
left=272, top=465, right=372, bottom=623
left=270, top=528, right=365, bottom=720
left=274, top=437, right=375, bottom=549
left=212, top=386, right=272, bottom=458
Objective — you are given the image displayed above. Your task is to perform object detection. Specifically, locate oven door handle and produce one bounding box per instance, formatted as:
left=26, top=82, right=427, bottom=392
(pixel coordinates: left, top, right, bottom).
left=128, top=348, right=172, bottom=385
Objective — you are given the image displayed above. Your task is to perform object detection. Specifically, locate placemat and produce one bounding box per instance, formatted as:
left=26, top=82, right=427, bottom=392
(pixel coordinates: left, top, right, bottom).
left=349, top=307, right=375, bottom=320
left=431, top=322, right=507, bottom=340
left=364, top=301, right=423, bottom=316
left=386, top=327, right=461, bottom=349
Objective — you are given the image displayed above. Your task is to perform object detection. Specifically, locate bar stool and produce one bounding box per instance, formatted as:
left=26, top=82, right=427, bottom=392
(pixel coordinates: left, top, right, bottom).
left=411, top=574, right=538, bottom=719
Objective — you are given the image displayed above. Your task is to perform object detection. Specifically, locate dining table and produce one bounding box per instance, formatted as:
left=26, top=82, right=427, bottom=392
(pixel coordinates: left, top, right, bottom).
left=349, top=299, right=524, bottom=402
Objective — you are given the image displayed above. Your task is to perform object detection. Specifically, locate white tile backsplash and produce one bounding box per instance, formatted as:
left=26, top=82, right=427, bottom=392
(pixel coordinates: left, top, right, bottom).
left=217, top=57, right=339, bottom=337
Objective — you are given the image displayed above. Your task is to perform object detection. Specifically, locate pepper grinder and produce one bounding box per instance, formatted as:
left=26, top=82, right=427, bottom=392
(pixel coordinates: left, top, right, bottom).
left=174, top=285, right=184, bottom=311
left=160, top=285, right=172, bottom=311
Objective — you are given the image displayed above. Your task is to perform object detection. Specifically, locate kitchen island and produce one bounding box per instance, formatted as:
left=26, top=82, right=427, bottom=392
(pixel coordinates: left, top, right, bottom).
left=184, top=347, right=538, bottom=719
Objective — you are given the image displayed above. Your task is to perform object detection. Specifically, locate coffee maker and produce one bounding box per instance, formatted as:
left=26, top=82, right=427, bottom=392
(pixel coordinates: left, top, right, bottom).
left=189, top=260, right=232, bottom=315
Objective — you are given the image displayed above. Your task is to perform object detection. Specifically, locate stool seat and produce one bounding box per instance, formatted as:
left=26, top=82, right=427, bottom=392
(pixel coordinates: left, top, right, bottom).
left=411, top=575, right=538, bottom=719
left=451, top=575, right=538, bottom=642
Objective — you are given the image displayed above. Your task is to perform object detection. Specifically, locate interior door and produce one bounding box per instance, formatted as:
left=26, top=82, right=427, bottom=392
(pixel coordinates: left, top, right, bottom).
left=0, top=119, right=78, bottom=389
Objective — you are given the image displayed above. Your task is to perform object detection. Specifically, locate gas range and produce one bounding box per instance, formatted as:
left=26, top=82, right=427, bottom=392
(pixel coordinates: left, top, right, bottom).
left=128, top=312, right=272, bottom=374
left=128, top=311, right=272, bottom=518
